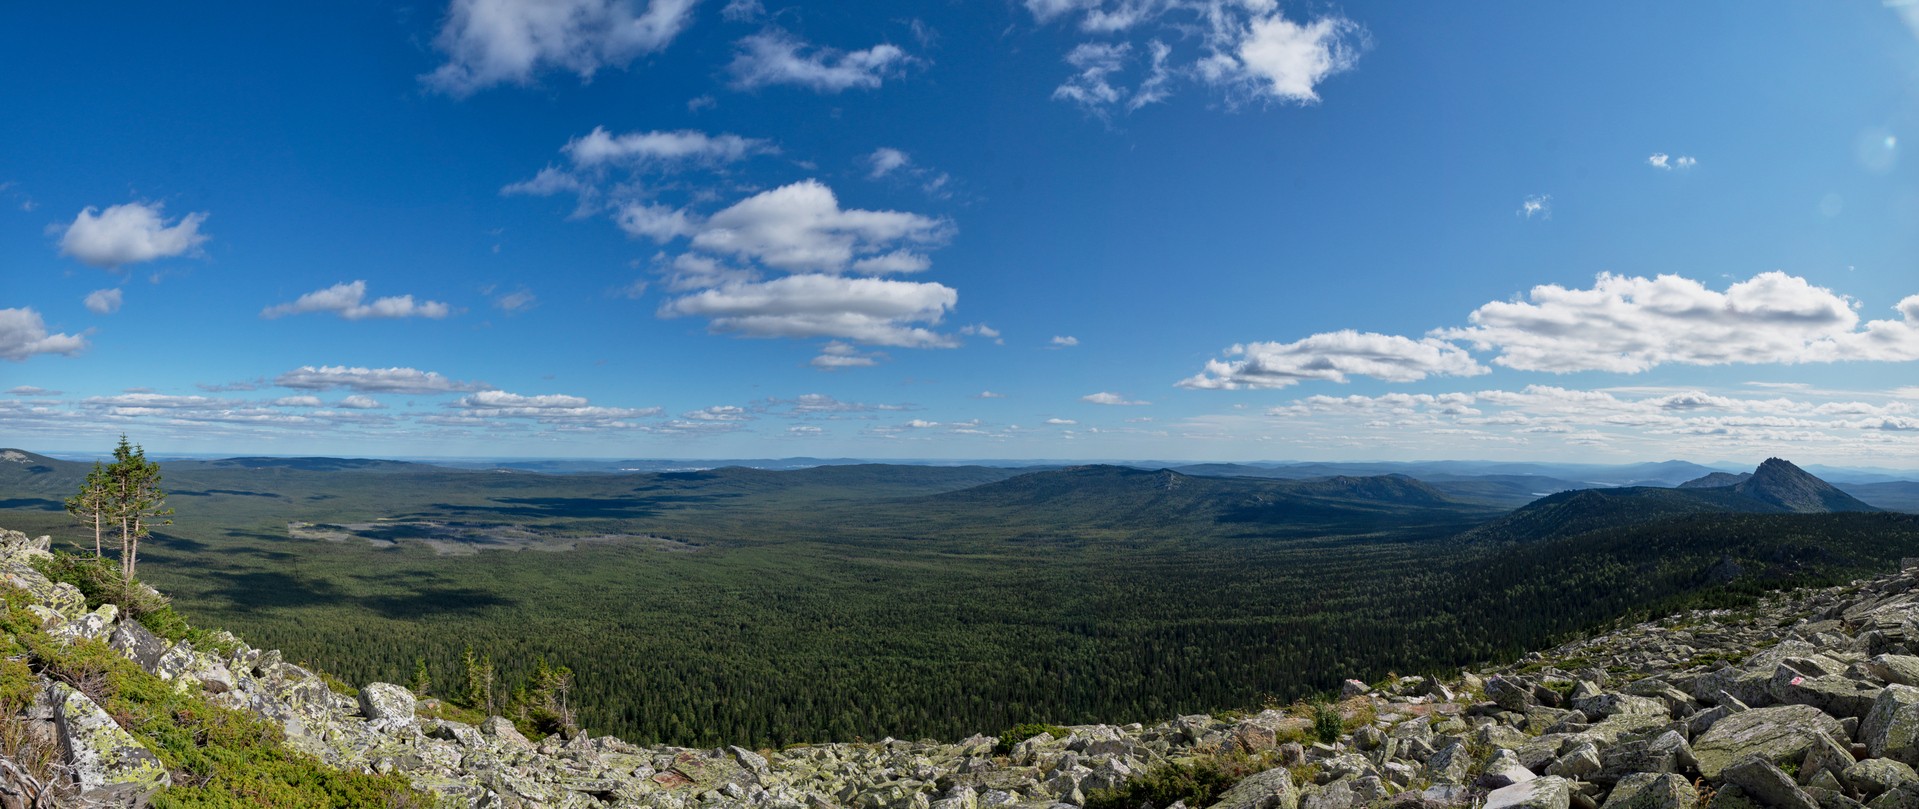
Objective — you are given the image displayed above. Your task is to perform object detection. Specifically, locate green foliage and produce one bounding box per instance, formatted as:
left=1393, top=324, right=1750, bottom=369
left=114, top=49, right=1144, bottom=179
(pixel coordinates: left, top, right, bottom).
left=6, top=454, right=1919, bottom=749
left=1083, top=750, right=1275, bottom=809
left=994, top=722, right=1069, bottom=754
left=0, top=584, right=430, bottom=807
left=409, top=656, right=432, bottom=697
left=1312, top=703, right=1342, bottom=744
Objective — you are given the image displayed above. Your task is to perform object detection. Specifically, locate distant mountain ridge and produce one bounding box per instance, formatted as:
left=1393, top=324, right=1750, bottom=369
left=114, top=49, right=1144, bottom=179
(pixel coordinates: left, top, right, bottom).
left=1463, top=458, right=1880, bottom=543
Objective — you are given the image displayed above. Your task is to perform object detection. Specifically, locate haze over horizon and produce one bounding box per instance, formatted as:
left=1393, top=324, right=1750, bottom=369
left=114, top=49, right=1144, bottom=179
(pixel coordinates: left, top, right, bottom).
left=5, top=2, right=1919, bottom=465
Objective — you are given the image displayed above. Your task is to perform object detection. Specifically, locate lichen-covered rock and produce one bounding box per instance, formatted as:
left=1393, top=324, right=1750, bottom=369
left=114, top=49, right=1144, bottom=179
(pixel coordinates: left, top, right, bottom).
left=52, top=682, right=171, bottom=804
left=358, top=682, right=417, bottom=731
left=1721, top=757, right=1819, bottom=809
left=1207, top=767, right=1299, bottom=809
left=1866, top=685, right=1919, bottom=766
left=1602, top=773, right=1699, bottom=809
left=1693, top=704, right=1843, bottom=778
left=1484, top=775, right=1572, bottom=809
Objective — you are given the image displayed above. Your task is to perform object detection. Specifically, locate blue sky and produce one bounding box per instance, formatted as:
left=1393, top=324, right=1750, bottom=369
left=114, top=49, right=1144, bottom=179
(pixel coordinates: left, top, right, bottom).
left=4, top=1, right=1918, bottom=464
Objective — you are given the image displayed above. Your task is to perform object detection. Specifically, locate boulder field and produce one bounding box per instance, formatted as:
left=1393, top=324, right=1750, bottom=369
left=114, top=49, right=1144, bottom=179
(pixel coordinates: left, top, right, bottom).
left=7, top=524, right=1919, bottom=809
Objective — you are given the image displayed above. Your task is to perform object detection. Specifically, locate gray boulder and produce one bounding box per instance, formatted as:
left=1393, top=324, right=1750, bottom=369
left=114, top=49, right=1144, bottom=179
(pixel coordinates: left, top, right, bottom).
left=1601, top=773, right=1699, bottom=809
left=52, top=682, right=171, bottom=804
left=1864, top=685, right=1919, bottom=765
left=1485, top=775, right=1573, bottom=809
left=1722, top=757, right=1819, bottom=809
left=1207, top=767, right=1298, bottom=809
left=1693, top=704, right=1844, bottom=778
left=1846, top=759, right=1919, bottom=800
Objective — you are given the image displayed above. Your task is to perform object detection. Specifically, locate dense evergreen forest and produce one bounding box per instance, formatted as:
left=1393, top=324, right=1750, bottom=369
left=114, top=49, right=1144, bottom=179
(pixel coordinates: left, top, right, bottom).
left=1, top=452, right=1915, bottom=748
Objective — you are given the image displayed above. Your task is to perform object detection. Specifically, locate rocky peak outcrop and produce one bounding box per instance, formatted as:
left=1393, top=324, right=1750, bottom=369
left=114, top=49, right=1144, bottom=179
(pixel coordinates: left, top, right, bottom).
left=10, top=523, right=1919, bottom=808
left=1734, top=458, right=1879, bottom=513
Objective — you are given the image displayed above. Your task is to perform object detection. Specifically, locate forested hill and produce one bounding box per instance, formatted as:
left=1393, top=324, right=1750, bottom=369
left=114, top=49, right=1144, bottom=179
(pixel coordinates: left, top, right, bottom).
left=919, top=465, right=1500, bottom=530
left=1461, top=457, right=1881, bottom=544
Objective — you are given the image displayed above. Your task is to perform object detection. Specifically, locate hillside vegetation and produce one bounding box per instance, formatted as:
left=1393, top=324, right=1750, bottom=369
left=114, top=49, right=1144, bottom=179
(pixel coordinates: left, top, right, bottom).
left=1, top=450, right=1916, bottom=751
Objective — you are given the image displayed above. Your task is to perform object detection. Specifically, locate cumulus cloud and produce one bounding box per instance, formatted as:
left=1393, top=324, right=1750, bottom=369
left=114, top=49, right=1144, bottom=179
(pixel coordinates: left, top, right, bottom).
left=0, top=308, right=87, bottom=361
left=58, top=201, right=209, bottom=268
left=261, top=281, right=452, bottom=320
left=424, top=0, right=700, bottom=96
left=1083, top=391, right=1150, bottom=405
left=274, top=365, right=485, bottom=394
left=1045, top=417, right=1077, bottom=425
left=615, top=203, right=698, bottom=241
left=1437, top=272, right=1919, bottom=373
left=975, top=390, right=1006, bottom=399
left=337, top=395, right=385, bottom=409
left=1181, top=330, right=1488, bottom=390
left=84, top=288, right=123, bottom=315
left=960, top=324, right=1003, bottom=344
left=1201, top=12, right=1365, bottom=105
left=7, top=386, right=60, bottom=396
left=1518, top=194, right=1551, bottom=219
left=1053, top=42, right=1131, bottom=110
left=660, top=274, right=958, bottom=347
left=729, top=31, right=911, bottom=92
left=684, top=180, right=952, bottom=271
left=1051, top=335, right=1080, bottom=347
left=271, top=395, right=324, bottom=408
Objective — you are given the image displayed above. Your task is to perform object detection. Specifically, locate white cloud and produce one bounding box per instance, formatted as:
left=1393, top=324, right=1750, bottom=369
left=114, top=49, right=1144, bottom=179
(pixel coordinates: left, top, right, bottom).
left=1518, top=194, right=1551, bottom=219
left=261, top=281, right=452, bottom=320
left=0, top=308, right=87, bottom=361
left=1083, top=391, right=1150, bottom=405
left=493, top=287, right=538, bottom=312
left=445, top=389, right=661, bottom=427
left=271, top=395, right=324, bottom=408
left=423, top=0, right=700, bottom=96
left=501, top=166, right=591, bottom=197
left=1051, top=335, right=1080, bottom=347
left=1180, top=330, right=1488, bottom=390
left=1038, top=3, right=1363, bottom=113
left=1208, top=12, right=1365, bottom=104
left=1648, top=153, right=1698, bottom=171
left=682, top=405, right=751, bottom=421
left=274, top=366, right=485, bottom=394
left=84, top=288, right=123, bottom=315
left=686, top=180, right=951, bottom=271
left=975, top=390, right=1006, bottom=399
left=660, top=274, right=958, bottom=347
left=811, top=341, right=884, bottom=369
left=849, top=250, right=931, bottom=275
left=1045, top=417, right=1077, bottom=425
left=729, top=31, right=910, bottom=92
left=1438, top=272, right=1919, bottom=373
left=868, top=148, right=911, bottom=178
left=58, top=201, right=209, bottom=268
left=616, top=203, right=698, bottom=241
left=7, top=386, right=60, bottom=396
left=960, top=323, right=1003, bottom=344
left=787, top=424, right=823, bottom=435
left=720, top=0, right=762, bottom=21
left=1053, top=42, right=1131, bottom=110
left=563, top=126, right=774, bottom=167
left=337, top=395, right=385, bottom=409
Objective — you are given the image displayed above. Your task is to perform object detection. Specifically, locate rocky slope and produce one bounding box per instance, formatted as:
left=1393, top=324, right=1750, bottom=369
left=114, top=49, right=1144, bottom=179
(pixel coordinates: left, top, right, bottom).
left=8, top=524, right=1919, bottom=809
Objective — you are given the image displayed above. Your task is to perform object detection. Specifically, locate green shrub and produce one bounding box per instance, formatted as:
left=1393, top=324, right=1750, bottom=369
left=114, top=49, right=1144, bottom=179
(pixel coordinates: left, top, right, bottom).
left=0, top=584, right=432, bottom=807
left=1083, top=750, right=1275, bottom=809
left=994, top=722, right=1069, bottom=754
left=1312, top=703, right=1342, bottom=744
